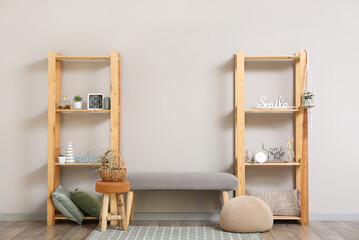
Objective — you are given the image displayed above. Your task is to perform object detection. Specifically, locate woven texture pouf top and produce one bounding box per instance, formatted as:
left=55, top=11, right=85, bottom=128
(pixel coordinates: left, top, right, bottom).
left=220, top=196, right=273, bottom=233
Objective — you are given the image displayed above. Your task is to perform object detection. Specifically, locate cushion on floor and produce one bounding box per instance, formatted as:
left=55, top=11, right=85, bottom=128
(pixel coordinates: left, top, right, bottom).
left=70, top=188, right=102, bottom=218
left=220, top=196, right=273, bottom=233
left=245, top=189, right=301, bottom=216
left=125, top=172, right=238, bottom=191
left=52, top=185, right=84, bottom=224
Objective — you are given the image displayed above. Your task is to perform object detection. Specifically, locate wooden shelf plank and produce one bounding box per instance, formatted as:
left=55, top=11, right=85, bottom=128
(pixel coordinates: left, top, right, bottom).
left=56, top=56, right=110, bottom=61
left=246, top=162, right=300, bottom=166
left=245, top=109, right=299, bottom=113
left=273, top=215, right=301, bottom=220
left=55, top=163, right=101, bottom=166
left=245, top=55, right=299, bottom=60
left=56, top=109, right=110, bottom=113
left=55, top=214, right=98, bottom=220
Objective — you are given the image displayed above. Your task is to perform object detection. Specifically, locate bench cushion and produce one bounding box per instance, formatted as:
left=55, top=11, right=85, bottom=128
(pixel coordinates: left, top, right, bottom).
left=125, top=172, right=238, bottom=191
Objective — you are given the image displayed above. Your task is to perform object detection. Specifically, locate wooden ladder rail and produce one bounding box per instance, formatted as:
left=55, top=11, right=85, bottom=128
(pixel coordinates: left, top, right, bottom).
left=47, top=51, right=62, bottom=225
left=295, top=50, right=309, bottom=225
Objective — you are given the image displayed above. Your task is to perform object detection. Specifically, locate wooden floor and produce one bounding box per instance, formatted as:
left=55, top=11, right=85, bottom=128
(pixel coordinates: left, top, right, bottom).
left=0, top=220, right=359, bottom=240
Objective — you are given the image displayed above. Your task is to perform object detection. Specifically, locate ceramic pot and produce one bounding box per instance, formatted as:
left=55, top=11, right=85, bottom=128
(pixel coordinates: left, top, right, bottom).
left=58, top=156, right=66, bottom=164
left=74, top=101, right=82, bottom=109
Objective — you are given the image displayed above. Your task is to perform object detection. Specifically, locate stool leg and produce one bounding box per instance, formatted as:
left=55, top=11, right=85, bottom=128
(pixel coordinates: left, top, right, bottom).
left=116, top=194, right=123, bottom=229
left=117, top=193, right=127, bottom=230
left=126, top=191, right=134, bottom=226
left=100, top=193, right=110, bottom=232
left=130, top=191, right=136, bottom=221
left=110, top=193, right=118, bottom=226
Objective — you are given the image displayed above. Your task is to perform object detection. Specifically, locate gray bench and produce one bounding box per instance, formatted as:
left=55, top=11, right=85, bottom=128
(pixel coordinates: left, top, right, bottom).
left=124, top=172, right=238, bottom=222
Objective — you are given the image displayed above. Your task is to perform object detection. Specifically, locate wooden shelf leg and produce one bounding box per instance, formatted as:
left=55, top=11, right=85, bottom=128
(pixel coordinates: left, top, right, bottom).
left=47, top=50, right=57, bottom=226
left=301, top=110, right=309, bottom=225
left=235, top=50, right=245, bottom=197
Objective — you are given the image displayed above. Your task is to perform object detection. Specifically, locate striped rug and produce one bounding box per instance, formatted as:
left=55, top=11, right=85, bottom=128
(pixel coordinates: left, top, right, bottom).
left=86, top=226, right=263, bottom=240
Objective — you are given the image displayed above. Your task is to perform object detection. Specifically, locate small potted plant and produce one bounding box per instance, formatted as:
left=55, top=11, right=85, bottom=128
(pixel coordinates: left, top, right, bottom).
left=302, top=91, right=315, bottom=108
left=73, top=95, right=83, bottom=109
left=58, top=155, right=66, bottom=164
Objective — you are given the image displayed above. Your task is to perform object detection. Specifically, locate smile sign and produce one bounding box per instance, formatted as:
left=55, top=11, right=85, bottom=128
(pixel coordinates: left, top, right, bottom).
left=256, top=96, right=290, bottom=108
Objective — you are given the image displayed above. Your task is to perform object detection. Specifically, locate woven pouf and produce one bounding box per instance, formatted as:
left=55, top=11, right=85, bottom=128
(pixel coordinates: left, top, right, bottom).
left=220, top=196, right=273, bottom=233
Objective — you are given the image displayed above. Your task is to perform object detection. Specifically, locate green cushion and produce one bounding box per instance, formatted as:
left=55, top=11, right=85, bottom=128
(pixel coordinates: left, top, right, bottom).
left=52, top=185, right=84, bottom=224
left=70, top=188, right=101, bottom=218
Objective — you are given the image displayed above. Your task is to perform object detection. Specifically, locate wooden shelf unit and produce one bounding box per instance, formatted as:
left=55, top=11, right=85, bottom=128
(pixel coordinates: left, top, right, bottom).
left=273, top=215, right=301, bottom=220
left=56, top=56, right=110, bottom=61
left=55, top=214, right=98, bottom=220
left=56, top=109, right=110, bottom=113
left=245, top=109, right=299, bottom=113
left=245, top=162, right=300, bottom=166
left=47, top=50, right=121, bottom=226
left=234, top=50, right=309, bottom=225
left=54, top=163, right=102, bottom=166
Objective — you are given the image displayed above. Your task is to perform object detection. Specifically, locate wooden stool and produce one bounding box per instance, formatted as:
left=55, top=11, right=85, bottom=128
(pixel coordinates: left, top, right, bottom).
left=95, top=180, right=131, bottom=232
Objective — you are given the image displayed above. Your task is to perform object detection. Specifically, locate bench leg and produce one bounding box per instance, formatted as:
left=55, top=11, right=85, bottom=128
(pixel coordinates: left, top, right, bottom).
left=221, top=190, right=229, bottom=207
left=117, top=193, right=127, bottom=231
left=100, top=193, right=110, bottom=232
left=130, top=191, right=136, bottom=221
left=126, top=191, right=134, bottom=226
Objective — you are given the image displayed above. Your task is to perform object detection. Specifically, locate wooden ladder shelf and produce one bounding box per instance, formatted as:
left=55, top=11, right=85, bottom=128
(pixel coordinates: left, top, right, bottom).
left=47, top=50, right=121, bottom=225
left=234, top=50, right=309, bottom=225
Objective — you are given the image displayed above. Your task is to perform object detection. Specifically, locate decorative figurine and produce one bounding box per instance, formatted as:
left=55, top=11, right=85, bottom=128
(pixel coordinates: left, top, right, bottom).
left=66, top=142, right=74, bottom=163
left=287, top=138, right=295, bottom=161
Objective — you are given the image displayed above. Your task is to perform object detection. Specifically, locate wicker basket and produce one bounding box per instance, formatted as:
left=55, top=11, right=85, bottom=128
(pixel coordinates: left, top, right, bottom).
left=99, top=150, right=127, bottom=182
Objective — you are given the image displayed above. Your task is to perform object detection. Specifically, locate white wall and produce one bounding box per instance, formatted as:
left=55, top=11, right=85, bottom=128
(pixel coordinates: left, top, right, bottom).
left=1, top=0, right=359, bottom=220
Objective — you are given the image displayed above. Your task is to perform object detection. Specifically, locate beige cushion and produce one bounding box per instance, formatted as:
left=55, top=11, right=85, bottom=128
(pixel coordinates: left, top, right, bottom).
left=246, top=189, right=301, bottom=216
left=220, top=196, right=273, bottom=233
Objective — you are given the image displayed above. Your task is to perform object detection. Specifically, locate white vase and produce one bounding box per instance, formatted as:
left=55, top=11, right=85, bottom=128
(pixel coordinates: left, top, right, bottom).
left=74, top=101, right=82, bottom=109
left=58, top=156, right=66, bottom=164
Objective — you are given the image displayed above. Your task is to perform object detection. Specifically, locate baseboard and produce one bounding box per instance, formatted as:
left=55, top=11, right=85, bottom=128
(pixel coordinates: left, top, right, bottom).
left=0, top=212, right=46, bottom=221
left=309, top=213, right=359, bottom=221
left=1, top=212, right=359, bottom=221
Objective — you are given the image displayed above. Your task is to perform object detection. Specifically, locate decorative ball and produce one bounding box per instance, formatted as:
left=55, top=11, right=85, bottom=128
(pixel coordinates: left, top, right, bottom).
left=220, top=196, right=273, bottom=233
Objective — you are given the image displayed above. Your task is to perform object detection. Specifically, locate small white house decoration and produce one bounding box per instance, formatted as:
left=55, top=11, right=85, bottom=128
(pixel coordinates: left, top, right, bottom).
left=66, top=142, right=74, bottom=163
left=255, top=96, right=292, bottom=109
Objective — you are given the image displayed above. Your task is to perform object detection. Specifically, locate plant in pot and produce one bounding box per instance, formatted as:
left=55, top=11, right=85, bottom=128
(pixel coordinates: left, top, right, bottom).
left=99, top=150, right=126, bottom=182
left=302, top=91, right=315, bottom=108
left=58, top=155, right=66, bottom=164
left=73, top=95, right=83, bottom=109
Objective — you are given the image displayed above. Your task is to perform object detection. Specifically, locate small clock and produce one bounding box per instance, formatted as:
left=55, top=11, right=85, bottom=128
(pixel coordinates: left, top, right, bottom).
left=87, top=93, right=104, bottom=110
left=254, top=150, right=268, bottom=163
